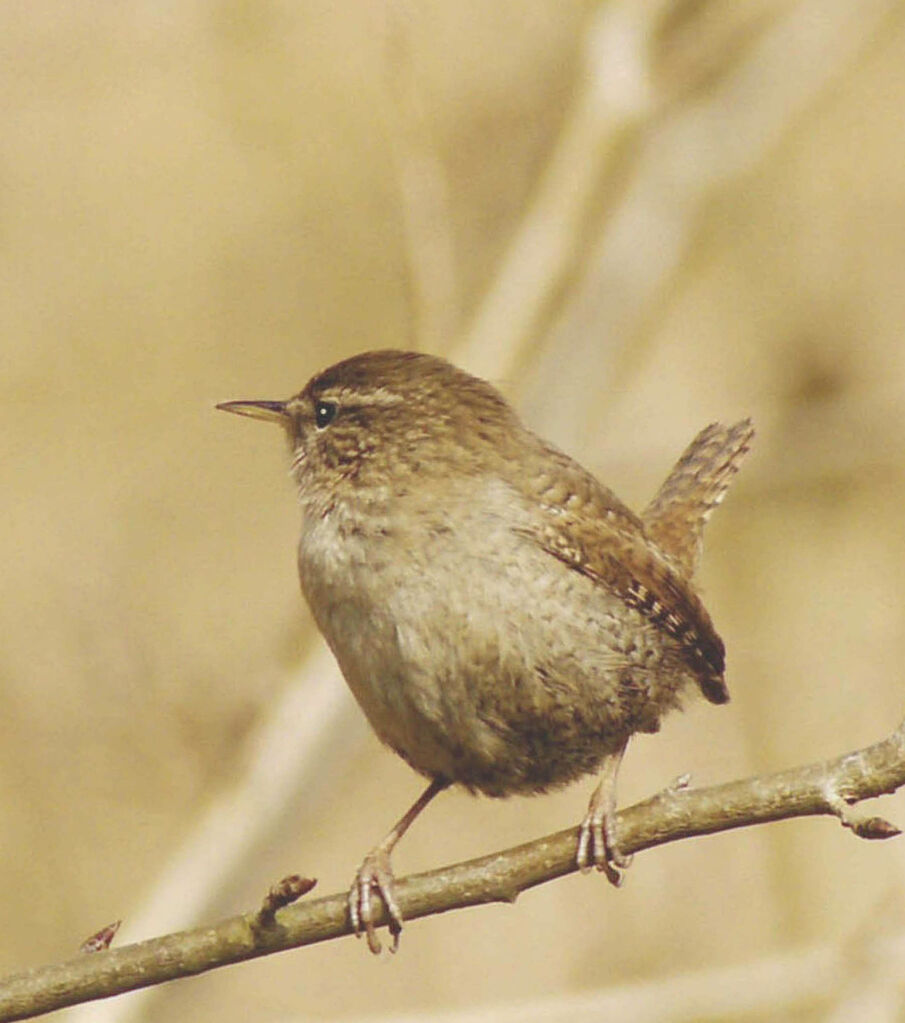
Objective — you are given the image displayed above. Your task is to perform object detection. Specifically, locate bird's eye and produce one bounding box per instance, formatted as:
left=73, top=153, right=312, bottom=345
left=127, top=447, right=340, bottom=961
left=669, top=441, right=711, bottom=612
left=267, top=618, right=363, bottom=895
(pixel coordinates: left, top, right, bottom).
left=314, top=400, right=338, bottom=429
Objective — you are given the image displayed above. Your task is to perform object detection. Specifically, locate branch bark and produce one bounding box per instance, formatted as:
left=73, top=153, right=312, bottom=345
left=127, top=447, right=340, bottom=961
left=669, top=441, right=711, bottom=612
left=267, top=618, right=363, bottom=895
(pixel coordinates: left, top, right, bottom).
left=1, top=720, right=903, bottom=1022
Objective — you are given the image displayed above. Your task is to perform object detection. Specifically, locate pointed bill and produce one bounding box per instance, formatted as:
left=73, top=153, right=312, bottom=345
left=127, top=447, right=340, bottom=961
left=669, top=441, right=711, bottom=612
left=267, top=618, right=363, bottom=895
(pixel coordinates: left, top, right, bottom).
left=216, top=399, right=289, bottom=425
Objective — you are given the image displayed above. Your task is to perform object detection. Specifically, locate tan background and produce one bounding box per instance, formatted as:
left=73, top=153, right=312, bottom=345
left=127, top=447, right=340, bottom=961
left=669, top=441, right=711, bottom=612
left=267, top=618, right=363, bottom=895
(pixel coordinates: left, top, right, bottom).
left=2, top=2, right=905, bottom=1020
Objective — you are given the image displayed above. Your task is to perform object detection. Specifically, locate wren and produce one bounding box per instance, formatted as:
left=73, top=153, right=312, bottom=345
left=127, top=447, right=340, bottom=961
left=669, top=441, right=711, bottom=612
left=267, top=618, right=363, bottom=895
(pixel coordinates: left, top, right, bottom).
left=218, top=350, right=753, bottom=953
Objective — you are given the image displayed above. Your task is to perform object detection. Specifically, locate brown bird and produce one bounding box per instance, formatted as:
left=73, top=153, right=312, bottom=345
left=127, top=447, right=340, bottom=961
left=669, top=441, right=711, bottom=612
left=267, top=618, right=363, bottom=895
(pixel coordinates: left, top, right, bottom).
left=218, top=350, right=753, bottom=953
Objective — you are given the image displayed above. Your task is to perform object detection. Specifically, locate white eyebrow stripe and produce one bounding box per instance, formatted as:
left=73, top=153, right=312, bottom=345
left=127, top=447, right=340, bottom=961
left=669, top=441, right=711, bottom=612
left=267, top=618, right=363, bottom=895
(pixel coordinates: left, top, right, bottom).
left=323, top=385, right=405, bottom=407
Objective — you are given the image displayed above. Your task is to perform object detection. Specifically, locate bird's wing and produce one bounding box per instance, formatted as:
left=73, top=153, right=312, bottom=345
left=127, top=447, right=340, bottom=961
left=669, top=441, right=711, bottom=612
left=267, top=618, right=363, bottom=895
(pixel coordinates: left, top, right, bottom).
left=512, top=446, right=729, bottom=704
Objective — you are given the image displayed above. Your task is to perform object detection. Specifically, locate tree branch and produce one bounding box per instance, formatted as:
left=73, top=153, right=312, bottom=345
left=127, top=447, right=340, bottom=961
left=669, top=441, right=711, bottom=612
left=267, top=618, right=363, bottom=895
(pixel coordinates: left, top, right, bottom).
left=1, top=720, right=903, bottom=1022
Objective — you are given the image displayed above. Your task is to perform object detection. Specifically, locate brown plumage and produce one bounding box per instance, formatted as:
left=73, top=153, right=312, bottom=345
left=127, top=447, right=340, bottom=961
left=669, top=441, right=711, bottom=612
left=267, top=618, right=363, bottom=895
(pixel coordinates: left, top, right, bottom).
left=643, top=420, right=755, bottom=577
left=218, top=350, right=753, bottom=953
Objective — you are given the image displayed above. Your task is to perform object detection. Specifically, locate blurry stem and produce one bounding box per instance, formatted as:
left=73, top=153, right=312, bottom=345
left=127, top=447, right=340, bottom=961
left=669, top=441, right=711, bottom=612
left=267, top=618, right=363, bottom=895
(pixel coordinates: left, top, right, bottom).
left=456, top=0, right=664, bottom=382
left=381, top=0, right=669, bottom=366
left=381, top=3, right=459, bottom=353
left=1, top=717, right=903, bottom=1021
left=522, top=0, right=901, bottom=450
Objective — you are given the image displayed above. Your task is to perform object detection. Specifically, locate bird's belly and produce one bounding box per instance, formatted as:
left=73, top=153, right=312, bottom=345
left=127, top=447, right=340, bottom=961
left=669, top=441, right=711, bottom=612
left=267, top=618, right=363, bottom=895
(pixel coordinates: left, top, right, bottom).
left=299, top=525, right=469, bottom=780
left=316, top=598, right=470, bottom=781
left=299, top=505, right=695, bottom=796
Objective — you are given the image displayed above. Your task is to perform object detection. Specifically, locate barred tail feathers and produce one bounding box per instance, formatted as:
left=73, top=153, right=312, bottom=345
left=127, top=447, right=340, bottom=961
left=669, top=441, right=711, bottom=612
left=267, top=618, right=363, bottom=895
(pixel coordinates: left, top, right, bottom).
left=642, top=418, right=754, bottom=577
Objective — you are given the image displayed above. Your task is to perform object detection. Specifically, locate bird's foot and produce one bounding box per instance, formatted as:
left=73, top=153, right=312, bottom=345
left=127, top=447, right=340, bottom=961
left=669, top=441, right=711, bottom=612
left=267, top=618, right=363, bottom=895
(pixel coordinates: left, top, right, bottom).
left=576, top=804, right=632, bottom=886
left=576, top=744, right=631, bottom=886
left=349, top=847, right=403, bottom=955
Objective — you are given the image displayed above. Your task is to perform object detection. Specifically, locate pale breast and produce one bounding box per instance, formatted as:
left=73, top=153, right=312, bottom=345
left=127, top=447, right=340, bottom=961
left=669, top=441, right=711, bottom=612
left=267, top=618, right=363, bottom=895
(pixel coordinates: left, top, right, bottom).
left=297, top=476, right=698, bottom=794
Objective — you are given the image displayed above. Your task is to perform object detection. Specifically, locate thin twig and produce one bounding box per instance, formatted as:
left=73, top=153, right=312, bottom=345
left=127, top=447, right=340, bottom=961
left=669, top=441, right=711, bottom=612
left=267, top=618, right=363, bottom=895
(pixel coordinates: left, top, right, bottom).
left=253, top=875, right=317, bottom=929
left=78, top=923, right=121, bottom=956
left=1, top=719, right=902, bottom=1022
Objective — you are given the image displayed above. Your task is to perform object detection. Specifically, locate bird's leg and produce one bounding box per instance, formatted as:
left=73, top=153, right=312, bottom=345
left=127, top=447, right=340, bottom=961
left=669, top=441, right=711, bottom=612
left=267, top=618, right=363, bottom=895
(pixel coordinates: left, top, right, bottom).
left=349, top=776, right=449, bottom=954
left=576, top=738, right=631, bottom=886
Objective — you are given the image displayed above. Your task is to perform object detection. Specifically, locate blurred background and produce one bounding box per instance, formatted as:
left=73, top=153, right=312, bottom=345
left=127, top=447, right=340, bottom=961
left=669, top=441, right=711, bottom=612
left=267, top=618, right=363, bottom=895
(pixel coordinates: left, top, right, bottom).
left=3, top=1, right=905, bottom=1020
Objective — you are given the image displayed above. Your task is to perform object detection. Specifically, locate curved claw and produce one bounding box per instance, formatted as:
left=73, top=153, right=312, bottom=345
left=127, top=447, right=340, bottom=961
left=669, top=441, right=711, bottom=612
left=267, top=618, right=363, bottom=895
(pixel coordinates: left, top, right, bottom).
left=576, top=808, right=631, bottom=886
left=576, top=744, right=631, bottom=886
left=346, top=778, right=449, bottom=955
left=349, top=848, right=403, bottom=955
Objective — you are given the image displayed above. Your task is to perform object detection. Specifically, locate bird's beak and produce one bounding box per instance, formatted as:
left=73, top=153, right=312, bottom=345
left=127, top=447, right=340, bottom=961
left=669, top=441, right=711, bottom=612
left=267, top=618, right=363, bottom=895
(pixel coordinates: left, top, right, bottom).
left=216, top=399, right=290, bottom=426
